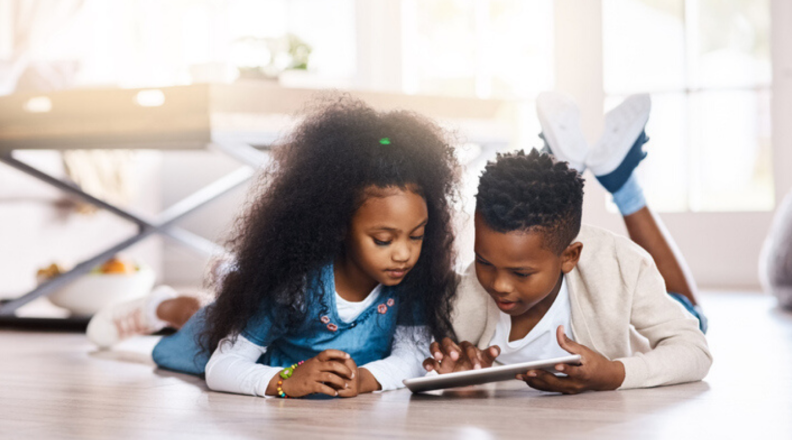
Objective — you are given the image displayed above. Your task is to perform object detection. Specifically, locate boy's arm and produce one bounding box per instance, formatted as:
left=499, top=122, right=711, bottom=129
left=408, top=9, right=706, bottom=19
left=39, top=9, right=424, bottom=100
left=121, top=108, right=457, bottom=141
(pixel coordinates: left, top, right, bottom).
left=616, top=257, right=713, bottom=389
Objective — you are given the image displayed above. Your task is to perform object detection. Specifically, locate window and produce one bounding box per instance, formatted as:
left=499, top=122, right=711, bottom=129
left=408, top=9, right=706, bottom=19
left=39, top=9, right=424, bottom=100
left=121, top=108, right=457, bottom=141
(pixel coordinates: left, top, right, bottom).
left=603, top=0, right=772, bottom=212
left=403, top=0, right=554, bottom=99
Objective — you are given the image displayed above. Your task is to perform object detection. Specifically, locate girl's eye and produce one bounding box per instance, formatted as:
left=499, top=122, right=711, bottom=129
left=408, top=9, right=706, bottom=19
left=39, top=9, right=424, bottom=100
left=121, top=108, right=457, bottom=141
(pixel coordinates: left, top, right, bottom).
left=475, top=258, right=491, bottom=266
left=373, top=239, right=391, bottom=246
left=410, top=235, right=424, bottom=241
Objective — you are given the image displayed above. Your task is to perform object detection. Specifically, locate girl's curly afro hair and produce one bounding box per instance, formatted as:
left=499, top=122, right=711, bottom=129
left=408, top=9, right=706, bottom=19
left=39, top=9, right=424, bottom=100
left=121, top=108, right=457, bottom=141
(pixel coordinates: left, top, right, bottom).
left=201, top=94, right=461, bottom=353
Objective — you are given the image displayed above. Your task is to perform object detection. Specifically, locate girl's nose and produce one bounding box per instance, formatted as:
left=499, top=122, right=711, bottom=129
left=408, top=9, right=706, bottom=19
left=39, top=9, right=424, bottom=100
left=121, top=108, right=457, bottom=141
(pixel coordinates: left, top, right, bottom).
left=392, top=242, right=411, bottom=262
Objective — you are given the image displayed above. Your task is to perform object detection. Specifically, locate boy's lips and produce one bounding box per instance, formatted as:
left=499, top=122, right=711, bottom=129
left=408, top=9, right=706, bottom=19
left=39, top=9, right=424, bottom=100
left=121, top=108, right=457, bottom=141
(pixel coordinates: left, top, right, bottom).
left=494, top=297, right=518, bottom=311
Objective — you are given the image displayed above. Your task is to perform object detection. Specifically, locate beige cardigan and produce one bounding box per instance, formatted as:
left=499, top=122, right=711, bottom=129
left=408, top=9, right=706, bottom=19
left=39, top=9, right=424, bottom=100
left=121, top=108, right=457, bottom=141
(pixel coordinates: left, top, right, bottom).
left=451, top=224, right=713, bottom=390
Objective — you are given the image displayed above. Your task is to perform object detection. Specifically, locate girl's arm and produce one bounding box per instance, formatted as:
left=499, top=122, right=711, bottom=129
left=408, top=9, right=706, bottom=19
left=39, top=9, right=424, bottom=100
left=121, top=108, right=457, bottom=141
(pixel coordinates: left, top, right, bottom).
left=359, top=325, right=432, bottom=391
left=206, top=336, right=357, bottom=398
left=204, top=335, right=283, bottom=397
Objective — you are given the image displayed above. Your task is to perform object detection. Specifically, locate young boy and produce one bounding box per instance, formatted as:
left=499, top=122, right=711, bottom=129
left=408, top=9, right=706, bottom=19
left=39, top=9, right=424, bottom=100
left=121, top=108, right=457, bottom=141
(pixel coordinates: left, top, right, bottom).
left=425, top=94, right=712, bottom=393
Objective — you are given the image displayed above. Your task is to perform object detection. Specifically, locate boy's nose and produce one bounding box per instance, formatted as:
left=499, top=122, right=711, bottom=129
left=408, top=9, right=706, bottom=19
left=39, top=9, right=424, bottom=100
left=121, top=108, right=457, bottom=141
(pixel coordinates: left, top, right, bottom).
left=491, top=274, right=513, bottom=294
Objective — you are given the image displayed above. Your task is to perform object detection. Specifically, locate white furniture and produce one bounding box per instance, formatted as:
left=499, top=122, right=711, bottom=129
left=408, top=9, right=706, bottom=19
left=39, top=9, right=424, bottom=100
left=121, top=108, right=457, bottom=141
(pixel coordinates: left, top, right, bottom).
left=0, top=83, right=513, bottom=321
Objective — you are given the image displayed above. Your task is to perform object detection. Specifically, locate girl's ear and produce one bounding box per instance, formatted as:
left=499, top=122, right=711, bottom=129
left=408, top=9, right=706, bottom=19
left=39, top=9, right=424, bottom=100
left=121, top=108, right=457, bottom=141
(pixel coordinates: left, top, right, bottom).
left=560, top=242, right=583, bottom=274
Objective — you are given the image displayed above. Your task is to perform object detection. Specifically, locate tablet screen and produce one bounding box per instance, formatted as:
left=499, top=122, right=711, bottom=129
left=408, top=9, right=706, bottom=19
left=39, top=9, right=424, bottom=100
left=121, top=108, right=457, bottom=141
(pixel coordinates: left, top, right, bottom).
left=403, top=354, right=582, bottom=393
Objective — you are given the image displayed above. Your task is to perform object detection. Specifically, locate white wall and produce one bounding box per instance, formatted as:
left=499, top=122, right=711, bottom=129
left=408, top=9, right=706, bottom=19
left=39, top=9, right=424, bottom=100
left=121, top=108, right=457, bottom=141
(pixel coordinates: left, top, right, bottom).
left=159, top=0, right=792, bottom=290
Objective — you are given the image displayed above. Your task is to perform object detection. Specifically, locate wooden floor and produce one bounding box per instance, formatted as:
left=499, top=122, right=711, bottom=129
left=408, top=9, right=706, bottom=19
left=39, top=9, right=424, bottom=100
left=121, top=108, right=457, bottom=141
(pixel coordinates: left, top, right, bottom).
left=1, top=291, right=791, bottom=440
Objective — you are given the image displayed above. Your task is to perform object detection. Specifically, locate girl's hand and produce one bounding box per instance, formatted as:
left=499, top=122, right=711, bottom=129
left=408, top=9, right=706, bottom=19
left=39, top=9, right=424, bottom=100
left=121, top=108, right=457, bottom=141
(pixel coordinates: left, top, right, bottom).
left=516, top=325, right=626, bottom=394
left=269, top=349, right=356, bottom=398
left=422, top=337, right=500, bottom=374
left=336, top=357, right=361, bottom=398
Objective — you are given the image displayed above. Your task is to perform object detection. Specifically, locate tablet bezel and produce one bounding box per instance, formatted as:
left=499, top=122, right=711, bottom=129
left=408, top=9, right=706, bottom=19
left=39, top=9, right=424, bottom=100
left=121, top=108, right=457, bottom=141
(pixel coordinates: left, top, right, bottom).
left=403, top=354, right=582, bottom=393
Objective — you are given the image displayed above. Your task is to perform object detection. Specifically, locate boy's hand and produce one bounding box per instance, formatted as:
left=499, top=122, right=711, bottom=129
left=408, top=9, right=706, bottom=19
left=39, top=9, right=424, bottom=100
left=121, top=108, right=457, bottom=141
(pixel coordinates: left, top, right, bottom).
left=516, top=325, right=625, bottom=394
left=268, top=349, right=355, bottom=398
left=422, top=337, right=500, bottom=374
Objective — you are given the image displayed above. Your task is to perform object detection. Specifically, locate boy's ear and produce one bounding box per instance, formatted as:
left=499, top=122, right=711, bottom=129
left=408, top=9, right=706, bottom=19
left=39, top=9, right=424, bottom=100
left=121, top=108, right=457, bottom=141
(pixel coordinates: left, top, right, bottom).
left=560, top=241, right=583, bottom=274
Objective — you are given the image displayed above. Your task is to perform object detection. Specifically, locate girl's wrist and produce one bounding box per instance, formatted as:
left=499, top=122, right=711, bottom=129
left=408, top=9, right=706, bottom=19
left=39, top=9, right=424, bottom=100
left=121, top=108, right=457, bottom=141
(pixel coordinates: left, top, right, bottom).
left=357, top=368, right=382, bottom=393
left=265, top=361, right=306, bottom=397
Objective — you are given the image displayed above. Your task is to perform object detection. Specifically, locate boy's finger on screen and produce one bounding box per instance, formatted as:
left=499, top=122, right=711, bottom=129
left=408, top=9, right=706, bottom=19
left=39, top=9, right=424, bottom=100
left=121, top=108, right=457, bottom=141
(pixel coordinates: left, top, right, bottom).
left=318, top=349, right=351, bottom=362
left=484, top=345, right=500, bottom=363
left=441, top=338, right=461, bottom=361
left=429, top=341, right=443, bottom=361
left=463, top=345, right=481, bottom=369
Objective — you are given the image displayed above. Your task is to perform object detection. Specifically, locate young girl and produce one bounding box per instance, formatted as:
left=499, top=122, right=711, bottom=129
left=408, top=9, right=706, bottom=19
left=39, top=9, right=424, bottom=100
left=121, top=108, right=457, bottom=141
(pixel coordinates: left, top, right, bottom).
left=87, top=95, right=460, bottom=398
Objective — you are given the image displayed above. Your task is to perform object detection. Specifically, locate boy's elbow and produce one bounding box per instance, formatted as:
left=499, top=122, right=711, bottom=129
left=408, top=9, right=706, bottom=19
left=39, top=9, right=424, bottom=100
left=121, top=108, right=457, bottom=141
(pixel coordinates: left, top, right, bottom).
left=695, top=342, right=714, bottom=380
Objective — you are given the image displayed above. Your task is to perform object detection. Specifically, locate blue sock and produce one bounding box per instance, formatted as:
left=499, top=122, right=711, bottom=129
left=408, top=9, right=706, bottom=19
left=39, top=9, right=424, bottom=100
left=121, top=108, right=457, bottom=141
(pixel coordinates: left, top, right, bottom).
left=612, top=173, right=646, bottom=216
left=595, top=130, right=649, bottom=193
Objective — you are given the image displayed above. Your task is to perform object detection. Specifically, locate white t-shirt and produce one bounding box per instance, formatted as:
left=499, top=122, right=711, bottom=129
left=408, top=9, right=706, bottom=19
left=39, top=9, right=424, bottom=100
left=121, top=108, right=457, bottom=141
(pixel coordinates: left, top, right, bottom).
left=488, top=277, right=573, bottom=364
left=336, top=285, right=381, bottom=323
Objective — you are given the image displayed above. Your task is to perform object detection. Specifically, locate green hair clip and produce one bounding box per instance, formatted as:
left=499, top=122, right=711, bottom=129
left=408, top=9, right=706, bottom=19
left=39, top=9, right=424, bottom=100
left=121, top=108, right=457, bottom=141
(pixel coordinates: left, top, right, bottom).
left=379, top=138, right=391, bottom=145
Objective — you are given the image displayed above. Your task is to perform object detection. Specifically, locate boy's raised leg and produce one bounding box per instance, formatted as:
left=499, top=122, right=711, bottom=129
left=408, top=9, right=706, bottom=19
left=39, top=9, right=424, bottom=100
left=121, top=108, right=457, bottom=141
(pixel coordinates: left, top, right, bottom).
left=587, top=95, right=706, bottom=331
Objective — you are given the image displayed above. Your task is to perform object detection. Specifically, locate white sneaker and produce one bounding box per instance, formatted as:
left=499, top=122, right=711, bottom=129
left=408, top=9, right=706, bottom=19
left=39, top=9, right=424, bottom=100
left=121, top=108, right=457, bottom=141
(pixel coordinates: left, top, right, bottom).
left=587, top=94, right=651, bottom=176
left=86, top=285, right=176, bottom=348
left=536, top=91, right=589, bottom=173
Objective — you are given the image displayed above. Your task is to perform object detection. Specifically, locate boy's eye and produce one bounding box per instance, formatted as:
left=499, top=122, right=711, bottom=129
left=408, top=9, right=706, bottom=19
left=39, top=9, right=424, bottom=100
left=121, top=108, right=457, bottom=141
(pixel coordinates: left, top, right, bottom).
left=475, top=257, right=491, bottom=266
left=373, top=238, right=391, bottom=246
left=513, top=272, right=531, bottom=278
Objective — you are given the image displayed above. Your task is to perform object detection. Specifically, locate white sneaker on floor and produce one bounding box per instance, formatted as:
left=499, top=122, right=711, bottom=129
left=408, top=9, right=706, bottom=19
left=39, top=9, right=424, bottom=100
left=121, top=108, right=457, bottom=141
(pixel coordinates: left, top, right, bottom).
left=536, top=91, right=589, bottom=173
left=587, top=94, right=651, bottom=176
left=86, top=285, right=176, bottom=348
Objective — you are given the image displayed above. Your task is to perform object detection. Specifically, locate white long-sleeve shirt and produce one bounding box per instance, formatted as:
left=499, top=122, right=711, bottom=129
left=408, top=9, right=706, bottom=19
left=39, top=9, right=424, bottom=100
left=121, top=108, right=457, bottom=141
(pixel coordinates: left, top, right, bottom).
left=205, top=287, right=430, bottom=397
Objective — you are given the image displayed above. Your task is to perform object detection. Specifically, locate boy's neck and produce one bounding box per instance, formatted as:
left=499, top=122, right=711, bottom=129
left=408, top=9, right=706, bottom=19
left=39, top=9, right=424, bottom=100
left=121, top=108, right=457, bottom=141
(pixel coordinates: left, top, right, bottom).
left=333, top=257, right=379, bottom=302
left=509, top=272, right=564, bottom=342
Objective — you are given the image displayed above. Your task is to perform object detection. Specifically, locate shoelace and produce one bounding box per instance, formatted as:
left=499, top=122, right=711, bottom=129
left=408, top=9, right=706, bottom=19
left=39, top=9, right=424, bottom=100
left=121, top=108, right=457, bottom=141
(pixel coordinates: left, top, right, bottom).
left=113, top=308, right=148, bottom=340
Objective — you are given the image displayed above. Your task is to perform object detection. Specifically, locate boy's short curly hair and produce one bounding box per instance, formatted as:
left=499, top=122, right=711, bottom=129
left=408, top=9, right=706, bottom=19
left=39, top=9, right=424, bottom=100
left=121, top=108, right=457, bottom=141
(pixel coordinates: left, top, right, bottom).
left=476, top=149, right=585, bottom=254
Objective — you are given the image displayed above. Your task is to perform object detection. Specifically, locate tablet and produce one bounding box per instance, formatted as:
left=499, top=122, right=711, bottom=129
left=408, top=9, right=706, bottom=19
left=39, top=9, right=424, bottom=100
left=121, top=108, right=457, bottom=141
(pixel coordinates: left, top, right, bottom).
left=403, top=354, right=582, bottom=393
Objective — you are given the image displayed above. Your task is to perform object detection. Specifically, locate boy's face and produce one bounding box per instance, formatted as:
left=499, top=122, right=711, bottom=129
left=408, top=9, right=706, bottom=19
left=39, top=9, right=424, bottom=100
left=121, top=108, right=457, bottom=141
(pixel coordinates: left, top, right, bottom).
left=473, top=212, right=581, bottom=316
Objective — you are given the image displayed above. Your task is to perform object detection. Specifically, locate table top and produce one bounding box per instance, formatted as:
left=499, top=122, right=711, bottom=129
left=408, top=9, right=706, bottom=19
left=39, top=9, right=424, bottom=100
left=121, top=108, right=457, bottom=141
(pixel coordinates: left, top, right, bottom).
left=0, top=83, right=514, bottom=152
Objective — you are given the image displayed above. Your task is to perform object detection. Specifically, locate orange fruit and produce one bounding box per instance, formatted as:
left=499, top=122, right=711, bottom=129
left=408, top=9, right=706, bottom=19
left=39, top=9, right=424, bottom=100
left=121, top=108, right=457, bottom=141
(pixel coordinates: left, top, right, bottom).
left=101, top=257, right=134, bottom=274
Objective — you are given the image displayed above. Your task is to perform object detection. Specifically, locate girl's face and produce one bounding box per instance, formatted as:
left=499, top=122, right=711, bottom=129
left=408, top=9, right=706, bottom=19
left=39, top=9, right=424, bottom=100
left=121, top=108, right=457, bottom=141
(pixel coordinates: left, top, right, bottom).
left=342, top=185, right=428, bottom=289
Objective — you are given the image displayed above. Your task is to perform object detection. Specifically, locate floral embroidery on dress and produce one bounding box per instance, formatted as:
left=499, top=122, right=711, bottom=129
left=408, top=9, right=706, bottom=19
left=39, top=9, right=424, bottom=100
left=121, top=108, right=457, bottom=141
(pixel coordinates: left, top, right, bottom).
left=386, top=298, right=395, bottom=307
left=327, top=323, right=338, bottom=332
left=320, top=315, right=330, bottom=324
left=378, top=304, right=388, bottom=314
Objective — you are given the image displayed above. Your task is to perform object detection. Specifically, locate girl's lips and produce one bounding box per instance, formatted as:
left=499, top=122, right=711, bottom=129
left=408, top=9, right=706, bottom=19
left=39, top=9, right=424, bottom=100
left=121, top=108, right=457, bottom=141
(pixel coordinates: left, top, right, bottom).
left=385, top=268, right=409, bottom=278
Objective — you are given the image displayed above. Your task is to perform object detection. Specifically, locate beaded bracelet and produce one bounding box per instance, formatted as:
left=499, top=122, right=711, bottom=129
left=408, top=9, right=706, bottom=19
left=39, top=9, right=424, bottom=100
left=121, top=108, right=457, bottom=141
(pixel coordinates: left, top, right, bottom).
left=277, top=360, right=305, bottom=398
